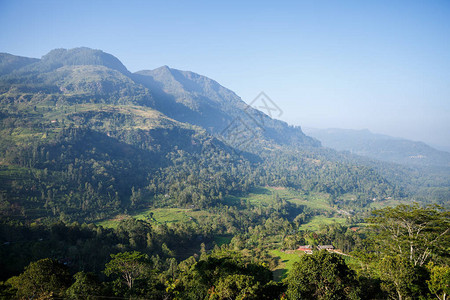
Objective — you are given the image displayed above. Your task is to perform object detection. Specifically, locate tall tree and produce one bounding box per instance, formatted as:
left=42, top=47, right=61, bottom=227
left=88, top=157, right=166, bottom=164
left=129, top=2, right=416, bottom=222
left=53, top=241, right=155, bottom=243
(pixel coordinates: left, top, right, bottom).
left=427, top=262, right=450, bottom=300
left=104, top=251, right=150, bottom=290
left=285, top=250, right=359, bottom=300
left=368, top=204, right=449, bottom=266
left=65, top=271, right=102, bottom=300
left=6, top=258, right=71, bottom=299
left=378, top=255, right=423, bottom=300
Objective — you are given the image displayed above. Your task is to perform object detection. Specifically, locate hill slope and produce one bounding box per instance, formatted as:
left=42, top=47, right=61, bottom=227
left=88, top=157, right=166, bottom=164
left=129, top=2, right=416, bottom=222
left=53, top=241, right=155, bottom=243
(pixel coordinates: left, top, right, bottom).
left=1, top=47, right=446, bottom=221
left=134, top=67, right=319, bottom=149
left=0, top=53, right=39, bottom=76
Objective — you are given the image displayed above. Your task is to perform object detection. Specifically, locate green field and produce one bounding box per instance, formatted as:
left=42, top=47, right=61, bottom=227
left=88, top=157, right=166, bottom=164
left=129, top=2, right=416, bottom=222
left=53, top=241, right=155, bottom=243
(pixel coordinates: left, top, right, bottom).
left=369, top=198, right=406, bottom=209
left=98, top=186, right=342, bottom=230
left=97, top=207, right=213, bottom=228
left=269, top=249, right=303, bottom=281
left=299, top=215, right=347, bottom=231
left=224, top=186, right=335, bottom=211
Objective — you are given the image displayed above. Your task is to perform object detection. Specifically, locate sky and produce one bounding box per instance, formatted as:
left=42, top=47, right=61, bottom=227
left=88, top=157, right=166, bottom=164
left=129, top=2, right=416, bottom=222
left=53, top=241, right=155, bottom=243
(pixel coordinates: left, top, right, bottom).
left=1, top=0, right=449, bottom=150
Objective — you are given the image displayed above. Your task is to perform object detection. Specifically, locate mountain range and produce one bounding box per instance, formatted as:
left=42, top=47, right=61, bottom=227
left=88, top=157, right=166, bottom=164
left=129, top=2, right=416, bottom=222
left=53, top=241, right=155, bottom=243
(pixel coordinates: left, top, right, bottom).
left=0, top=47, right=448, bottom=221
left=304, top=128, right=450, bottom=168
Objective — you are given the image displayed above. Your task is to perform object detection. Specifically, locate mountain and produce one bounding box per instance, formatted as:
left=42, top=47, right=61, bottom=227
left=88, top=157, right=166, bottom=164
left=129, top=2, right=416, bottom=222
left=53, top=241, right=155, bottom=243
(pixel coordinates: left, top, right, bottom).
left=304, top=128, right=450, bottom=168
left=0, top=53, right=39, bottom=76
left=0, top=47, right=447, bottom=222
left=0, top=48, right=153, bottom=107
left=134, top=66, right=319, bottom=148
left=18, top=47, right=129, bottom=75
left=1, top=47, right=318, bottom=149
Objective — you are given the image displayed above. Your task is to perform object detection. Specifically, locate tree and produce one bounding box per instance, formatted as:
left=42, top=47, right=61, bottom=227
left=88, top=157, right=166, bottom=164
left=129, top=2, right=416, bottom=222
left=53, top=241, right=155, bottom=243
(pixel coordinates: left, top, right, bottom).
left=104, top=251, right=150, bottom=290
left=211, top=274, right=260, bottom=300
left=427, top=263, right=450, bottom=300
left=66, top=271, right=102, bottom=300
left=285, top=251, right=359, bottom=300
left=378, top=255, right=423, bottom=300
left=173, top=254, right=273, bottom=300
left=368, top=204, right=449, bottom=266
left=6, top=258, right=71, bottom=299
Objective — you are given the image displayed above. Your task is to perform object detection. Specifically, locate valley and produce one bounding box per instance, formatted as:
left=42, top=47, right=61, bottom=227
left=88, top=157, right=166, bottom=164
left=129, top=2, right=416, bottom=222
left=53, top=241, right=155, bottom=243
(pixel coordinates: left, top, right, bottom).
left=0, top=48, right=448, bottom=299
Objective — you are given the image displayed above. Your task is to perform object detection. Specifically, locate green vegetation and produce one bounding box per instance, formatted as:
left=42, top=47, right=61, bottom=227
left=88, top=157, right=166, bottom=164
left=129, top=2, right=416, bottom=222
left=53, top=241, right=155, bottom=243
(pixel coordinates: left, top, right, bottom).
left=299, top=215, right=347, bottom=231
left=213, top=235, right=233, bottom=247
left=286, top=250, right=359, bottom=300
left=97, top=208, right=214, bottom=228
left=1, top=48, right=449, bottom=299
left=1, top=204, right=449, bottom=299
left=225, top=186, right=336, bottom=211
left=269, top=249, right=302, bottom=280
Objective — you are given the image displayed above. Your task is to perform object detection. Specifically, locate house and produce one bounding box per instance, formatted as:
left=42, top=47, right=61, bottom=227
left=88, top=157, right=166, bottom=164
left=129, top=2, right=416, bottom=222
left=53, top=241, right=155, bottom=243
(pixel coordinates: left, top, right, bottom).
left=297, top=245, right=313, bottom=254
left=317, top=245, right=334, bottom=251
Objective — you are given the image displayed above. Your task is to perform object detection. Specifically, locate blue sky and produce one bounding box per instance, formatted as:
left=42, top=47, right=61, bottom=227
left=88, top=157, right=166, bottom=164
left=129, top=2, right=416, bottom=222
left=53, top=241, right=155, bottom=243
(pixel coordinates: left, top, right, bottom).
left=1, top=0, right=449, bottom=150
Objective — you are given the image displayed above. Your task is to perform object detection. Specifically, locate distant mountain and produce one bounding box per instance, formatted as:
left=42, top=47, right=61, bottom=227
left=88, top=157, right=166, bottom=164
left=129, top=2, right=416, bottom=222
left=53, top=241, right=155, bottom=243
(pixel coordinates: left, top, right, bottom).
left=0, top=53, right=39, bottom=76
left=22, top=47, right=130, bottom=74
left=304, top=128, right=450, bottom=168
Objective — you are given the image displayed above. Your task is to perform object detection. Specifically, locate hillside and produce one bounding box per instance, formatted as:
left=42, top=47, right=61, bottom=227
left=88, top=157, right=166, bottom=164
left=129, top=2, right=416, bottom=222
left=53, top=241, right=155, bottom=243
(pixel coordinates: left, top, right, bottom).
left=0, top=53, right=39, bottom=76
left=304, top=127, right=450, bottom=168
left=134, top=67, right=319, bottom=148
left=0, top=47, right=447, bottom=223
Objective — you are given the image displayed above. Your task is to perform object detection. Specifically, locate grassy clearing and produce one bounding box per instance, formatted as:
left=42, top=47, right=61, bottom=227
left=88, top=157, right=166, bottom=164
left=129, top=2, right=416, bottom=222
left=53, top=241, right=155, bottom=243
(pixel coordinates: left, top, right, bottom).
left=96, top=207, right=214, bottom=228
left=223, top=186, right=274, bottom=206
left=369, top=199, right=407, bottom=209
left=269, top=249, right=302, bottom=281
left=287, top=193, right=333, bottom=211
left=96, top=215, right=130, bottom=229
left=299, top=215, right=347, bottom=231
left=224, top=186, right=334, bottom=212
left=214, top=235, right=233, bottom=247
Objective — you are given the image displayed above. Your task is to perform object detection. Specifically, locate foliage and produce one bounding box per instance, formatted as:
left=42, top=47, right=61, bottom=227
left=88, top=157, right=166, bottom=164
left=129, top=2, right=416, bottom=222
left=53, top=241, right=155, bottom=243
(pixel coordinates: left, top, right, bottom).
left=368, top=204, right=450, bottom=266
left=285, top=251, right=359, bottom=300
left=211, top=274, right=260, bottom=300
left=172, top=252, right=274, bottom=300
left=104, top=251, right=151, bottom=289
left=377, top=255, right=429, bottom=300
left=65, top=272, right=102, bottom=300
left=427, top=262, right=450, bottom=300
left=6, top=258, right=71, bottom=299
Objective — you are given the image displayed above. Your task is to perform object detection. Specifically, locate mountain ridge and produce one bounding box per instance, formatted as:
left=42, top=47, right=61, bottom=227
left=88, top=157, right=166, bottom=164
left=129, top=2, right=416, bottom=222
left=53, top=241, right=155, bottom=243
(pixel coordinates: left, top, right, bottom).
left=0, top=47, right=448, bottom=222
left=1, top=48, right=319, bottom=148
left=1, top=47, right=130, bottom=76
left=304, top=127, right=450, bottom=168
left=0, top=53, right=39, bottom=76
left=134, top=66, right=319, bottom=148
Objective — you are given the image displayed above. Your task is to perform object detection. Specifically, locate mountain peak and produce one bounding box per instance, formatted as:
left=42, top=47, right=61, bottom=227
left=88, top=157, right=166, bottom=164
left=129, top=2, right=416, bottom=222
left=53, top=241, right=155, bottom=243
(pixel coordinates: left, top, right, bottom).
left=39, top=47, right=129, bottom=74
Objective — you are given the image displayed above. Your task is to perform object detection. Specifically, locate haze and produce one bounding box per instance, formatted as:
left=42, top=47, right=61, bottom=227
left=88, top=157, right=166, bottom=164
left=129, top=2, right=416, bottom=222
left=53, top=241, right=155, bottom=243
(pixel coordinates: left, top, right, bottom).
left=1, top=0, right=449, bottom=151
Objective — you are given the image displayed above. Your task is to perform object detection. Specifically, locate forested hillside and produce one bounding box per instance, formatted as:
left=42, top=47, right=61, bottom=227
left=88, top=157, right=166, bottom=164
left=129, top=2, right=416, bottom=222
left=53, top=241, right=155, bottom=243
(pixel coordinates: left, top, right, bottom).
left=0, top=48, right=449, bottom=300
left=0, top=47, right=424, bottom=222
